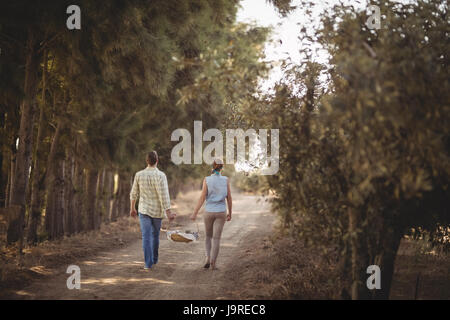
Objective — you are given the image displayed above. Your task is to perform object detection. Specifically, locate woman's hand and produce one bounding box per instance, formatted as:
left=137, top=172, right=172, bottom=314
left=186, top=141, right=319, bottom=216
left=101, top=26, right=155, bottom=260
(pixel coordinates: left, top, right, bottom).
left=226, top=213, right=232, bottom=221
left=190, top=212, right=198, bottom=221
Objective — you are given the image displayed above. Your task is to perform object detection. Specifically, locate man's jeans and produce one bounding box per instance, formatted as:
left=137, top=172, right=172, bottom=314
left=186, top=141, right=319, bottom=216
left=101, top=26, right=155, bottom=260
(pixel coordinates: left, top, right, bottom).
left=139, top=213, right=162, bottom=268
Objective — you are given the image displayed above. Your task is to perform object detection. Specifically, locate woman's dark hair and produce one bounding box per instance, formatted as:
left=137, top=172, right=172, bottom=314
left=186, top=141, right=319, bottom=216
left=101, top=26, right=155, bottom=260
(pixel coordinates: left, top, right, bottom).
left=146, top=151, right=158, bottom=165
left=211, top=159, right=223, bottom=174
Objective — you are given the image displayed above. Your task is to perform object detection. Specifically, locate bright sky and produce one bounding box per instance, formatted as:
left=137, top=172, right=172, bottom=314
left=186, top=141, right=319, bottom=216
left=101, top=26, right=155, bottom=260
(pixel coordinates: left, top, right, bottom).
left=236, top=0, right=369, bottom=90
left=237, top=0, right=315, bottom=63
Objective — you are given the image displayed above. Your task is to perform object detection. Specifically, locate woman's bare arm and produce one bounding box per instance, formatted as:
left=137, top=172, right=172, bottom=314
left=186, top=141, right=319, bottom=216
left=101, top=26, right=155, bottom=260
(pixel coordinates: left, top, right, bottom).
left=226, top=178, right=232, bottom=221
left=191, top=178, right=207, bottom=220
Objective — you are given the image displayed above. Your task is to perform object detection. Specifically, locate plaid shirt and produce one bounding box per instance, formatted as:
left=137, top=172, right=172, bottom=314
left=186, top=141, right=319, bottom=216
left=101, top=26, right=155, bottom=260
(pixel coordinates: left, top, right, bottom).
left=130, top=167, right=171, bottom=219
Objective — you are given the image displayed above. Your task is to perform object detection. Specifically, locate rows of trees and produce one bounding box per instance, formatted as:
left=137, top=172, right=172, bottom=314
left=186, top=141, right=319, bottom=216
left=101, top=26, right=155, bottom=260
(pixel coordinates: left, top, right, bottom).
left=2, top=0, right=447, bottom=300
left=0, top=1, right=268, bottom=249
left=237, top=0, right=449, bottom=299
left=153, top=0, right=449, bottom=299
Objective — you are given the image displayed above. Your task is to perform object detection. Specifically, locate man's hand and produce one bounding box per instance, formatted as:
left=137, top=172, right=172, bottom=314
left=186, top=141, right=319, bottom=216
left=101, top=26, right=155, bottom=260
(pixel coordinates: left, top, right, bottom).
left=130, top=209, right=137, bottom=218
left=166, top=209, right=176, bottom=221
left=226, top=213, right=232, bottom=221
left=190, top=212, right=198, bottom=221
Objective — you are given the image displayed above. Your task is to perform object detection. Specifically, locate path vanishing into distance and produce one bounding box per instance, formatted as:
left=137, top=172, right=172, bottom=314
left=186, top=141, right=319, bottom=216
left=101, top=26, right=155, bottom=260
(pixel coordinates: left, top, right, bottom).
left=12, top=193, right=274, bottom=300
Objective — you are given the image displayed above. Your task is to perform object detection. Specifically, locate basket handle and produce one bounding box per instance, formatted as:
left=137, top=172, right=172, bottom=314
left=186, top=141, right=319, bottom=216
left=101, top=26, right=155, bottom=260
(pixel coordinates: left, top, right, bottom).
left=162, top=219, right=171, bottom=232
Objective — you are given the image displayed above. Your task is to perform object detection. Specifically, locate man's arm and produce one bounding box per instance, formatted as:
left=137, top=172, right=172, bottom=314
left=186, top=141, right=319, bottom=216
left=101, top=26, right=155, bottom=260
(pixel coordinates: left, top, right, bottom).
left=160, top=173, right=175, bottom=220
left=130, top=174, right=139, bottom=218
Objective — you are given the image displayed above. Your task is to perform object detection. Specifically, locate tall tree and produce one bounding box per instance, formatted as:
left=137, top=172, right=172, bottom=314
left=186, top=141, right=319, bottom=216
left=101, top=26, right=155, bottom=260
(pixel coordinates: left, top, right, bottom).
left=242, top=0, right=449, bottom=299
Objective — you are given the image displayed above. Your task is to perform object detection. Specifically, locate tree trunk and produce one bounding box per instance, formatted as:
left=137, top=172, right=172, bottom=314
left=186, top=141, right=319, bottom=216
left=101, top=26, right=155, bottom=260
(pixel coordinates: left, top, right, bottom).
left=118, top=177, right=125, bottom=217
left=337, top=252, right=352, bottom=299
left=7, top=151, right=16, bottom=207
left=45, top=183, right=56, bottom=239
left=55, top=159, right=65, bottom=238
left=118, top=173, right=131, bottom=217
left=24, top=102, right=36, bottom=228
left=27, top=50, right=48, bottom=244
left=0, top=112, right=4, bottom=207
left=46, top=155, right=65, bottom=240
left=95, top=169, right=104, bottom=229
left=44, top=116, right=64, bottom=240
left=103, top=170, right=113, bottom=224
left=349, top=207, right=370, bottom=300
left=72, top=159, right=84, bottom=233
left=372, top=219, right=403, bottom=300
left=4, top=157, right=11, bottom=208
left=7, top=28, right=39, bottom=245
left=109, top=172, right=119, bottom=222
left=85, top=168, right=99, bottom=231
left=4, top=166, right=10, bottom=208
left=64, top=156, right=76, bottom=236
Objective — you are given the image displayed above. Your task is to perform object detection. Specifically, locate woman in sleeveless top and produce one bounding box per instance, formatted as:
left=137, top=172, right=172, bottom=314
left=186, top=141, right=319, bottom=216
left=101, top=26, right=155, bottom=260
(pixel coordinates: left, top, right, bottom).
left=191, top=158, right=232, bottom=270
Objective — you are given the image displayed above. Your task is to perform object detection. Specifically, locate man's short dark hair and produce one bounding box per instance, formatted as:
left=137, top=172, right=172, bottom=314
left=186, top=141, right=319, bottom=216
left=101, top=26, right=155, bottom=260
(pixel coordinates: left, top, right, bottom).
left=146, top=151, right=158, bottom=165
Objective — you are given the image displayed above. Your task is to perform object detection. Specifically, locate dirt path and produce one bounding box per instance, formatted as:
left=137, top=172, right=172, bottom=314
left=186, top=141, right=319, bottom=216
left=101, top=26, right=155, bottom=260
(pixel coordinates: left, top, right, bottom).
left=14, top=193, right=274, bottom=300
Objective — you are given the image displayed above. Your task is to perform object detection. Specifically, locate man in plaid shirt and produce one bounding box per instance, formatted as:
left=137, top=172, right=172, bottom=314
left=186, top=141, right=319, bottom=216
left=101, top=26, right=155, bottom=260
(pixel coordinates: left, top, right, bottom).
left=130, top=151, right=176, bottom=270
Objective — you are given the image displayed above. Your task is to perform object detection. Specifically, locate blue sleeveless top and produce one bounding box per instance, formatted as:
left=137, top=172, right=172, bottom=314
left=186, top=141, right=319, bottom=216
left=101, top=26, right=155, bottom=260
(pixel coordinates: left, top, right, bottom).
left=205, top=173, right=228, bottom=212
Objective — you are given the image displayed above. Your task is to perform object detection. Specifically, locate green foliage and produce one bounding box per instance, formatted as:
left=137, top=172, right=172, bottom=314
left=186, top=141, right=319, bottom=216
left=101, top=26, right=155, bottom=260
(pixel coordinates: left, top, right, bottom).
left=0, top=1, right=270, bottom=241
left=2, top=0, right=447, bottom=299
left=233, top=172, right=268, bottom=194
left=175, top=22, right=270, bottom=126
left=234, top=0, right=449, bottom=298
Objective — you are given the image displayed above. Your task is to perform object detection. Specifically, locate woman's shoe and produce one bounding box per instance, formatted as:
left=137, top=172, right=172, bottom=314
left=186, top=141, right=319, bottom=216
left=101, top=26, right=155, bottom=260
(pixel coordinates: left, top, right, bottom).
left=203, top=257, right=210, bottom=269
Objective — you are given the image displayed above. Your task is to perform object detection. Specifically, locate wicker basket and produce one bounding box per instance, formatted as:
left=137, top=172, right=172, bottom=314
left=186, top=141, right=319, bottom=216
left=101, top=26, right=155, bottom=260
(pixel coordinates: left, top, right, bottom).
left=165, top=222, right=200, bottom=243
